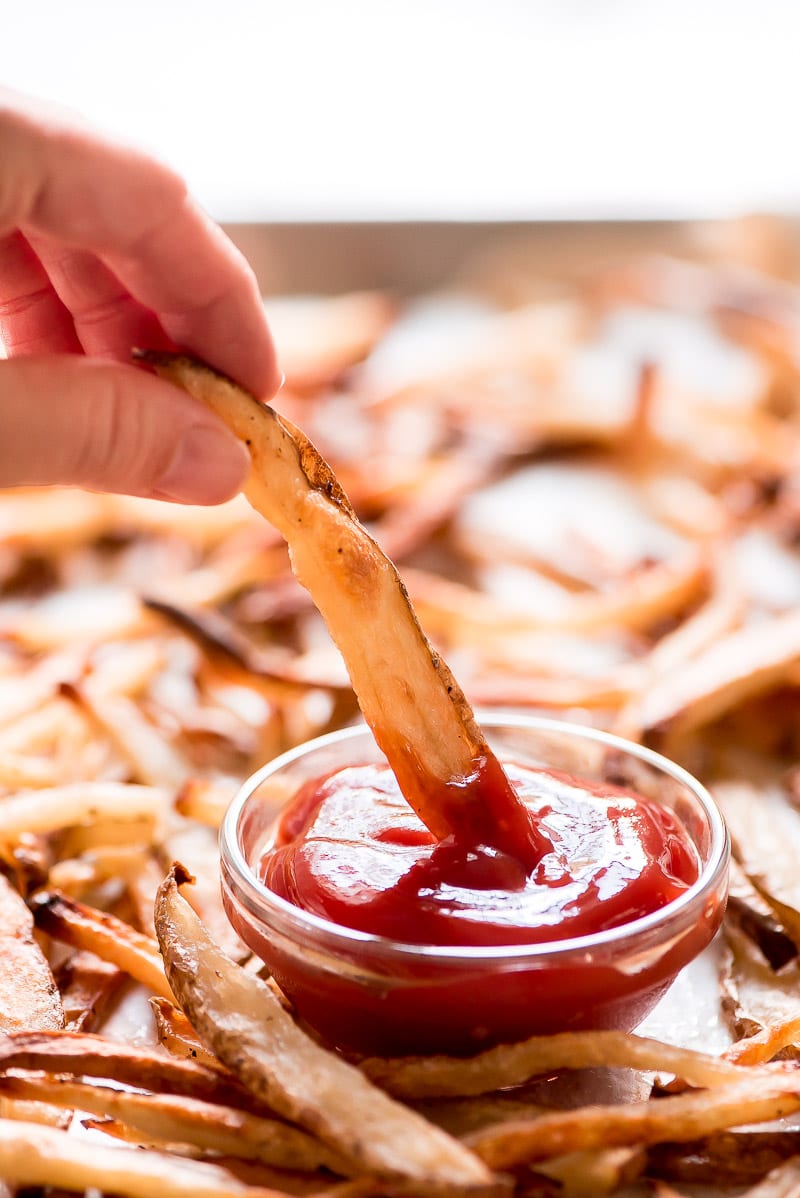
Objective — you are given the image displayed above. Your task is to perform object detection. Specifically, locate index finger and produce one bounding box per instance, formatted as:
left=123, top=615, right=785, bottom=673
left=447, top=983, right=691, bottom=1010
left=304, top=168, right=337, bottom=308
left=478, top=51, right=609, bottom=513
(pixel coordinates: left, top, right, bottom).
left=0, top=89, right=280, bottom=398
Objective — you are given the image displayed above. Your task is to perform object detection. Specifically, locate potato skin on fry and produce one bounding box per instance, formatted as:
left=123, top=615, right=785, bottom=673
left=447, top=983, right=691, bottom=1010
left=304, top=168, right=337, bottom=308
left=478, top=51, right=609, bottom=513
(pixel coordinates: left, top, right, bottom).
left=0, top=875, right=63, bottom=1033
left=136, top=350, right=544, bottom=863
left=154, top=864, right=494, bottom=1189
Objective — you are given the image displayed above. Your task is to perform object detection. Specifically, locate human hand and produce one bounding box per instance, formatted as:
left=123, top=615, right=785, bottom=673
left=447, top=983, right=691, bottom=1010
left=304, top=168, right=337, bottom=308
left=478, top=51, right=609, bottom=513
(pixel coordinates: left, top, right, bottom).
left=0, top=90, right=280, bottom=503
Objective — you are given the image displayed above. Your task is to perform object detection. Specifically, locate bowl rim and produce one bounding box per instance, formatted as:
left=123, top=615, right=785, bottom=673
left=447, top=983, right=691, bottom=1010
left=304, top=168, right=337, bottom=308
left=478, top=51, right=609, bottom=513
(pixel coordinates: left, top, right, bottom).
left=219, top=713, right=730, bottom=965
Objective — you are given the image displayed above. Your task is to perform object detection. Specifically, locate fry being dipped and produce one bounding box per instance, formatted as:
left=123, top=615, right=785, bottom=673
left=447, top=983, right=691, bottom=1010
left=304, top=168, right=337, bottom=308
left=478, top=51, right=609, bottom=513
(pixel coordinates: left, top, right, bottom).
left=139, top=351, right=725, bottom=1055
left=138, top=350, right=544, bottom=865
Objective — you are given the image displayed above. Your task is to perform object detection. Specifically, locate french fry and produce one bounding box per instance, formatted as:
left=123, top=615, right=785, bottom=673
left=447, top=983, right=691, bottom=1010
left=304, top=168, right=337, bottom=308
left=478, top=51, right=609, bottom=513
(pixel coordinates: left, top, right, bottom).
left=0, top=1074, right=353, bottom=1176
left=0, top=695, right=84, bottom=756
left=0, top=753, right=58, bottom=789
left=406, top=553, right=707, bottom=641
left=160, top=821, right=250, bottom=962
left=0, top=1116, right=339, bottom=1197
left=47, top=844, right=157, bottom=897
left=145, top=598, right=349, bottom=694
left=723, top=858, right=797, bottom=971
left=0, top=875, right=63, bottom=1032
left=467, top=1073, right=800, bottom=1170
left=55, top=949, right=125, bottom=1031
left=138, top=350, right=545, bottom=863
left=0, top=782, right=168, bottom=841
left=534, top=1146, right=644, bottom=1196
left=65, top=680, right=191, bottom=790
left=32, top=890, right=172, bottom=999
left=0, top=1029, right=269, bottom=1113
left=150, top=995, right=221, bottom=1070
left=154, top=865, right=493, bottom=1189
left=362, top=1028, right=744, bottom=1100
left=721, top=925, right=800, bottom=1067
left=0, top=646, right=85, bottom=728
left=176, top=776, right=238, bottom=828
left=714, top=780, right=800, bottom=948
left=633, top=612, right=800, bottom=743
left=265, top=291, right=395, bottom=393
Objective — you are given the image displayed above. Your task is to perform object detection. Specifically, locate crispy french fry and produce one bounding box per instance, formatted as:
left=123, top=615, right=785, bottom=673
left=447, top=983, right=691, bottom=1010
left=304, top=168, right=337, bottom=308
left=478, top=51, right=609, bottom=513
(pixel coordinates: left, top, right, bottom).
left=55, top=949, right=125, bottom=1032
left=0, top=1029, right=268, bottom=1112
left=634, top=612, right=800, bottom=742
left=715, top=780, right=800, bottom=949
left=160, top=821, right=250, bottom=962
left=0, top=875, right=63, bottom=1033
left=0, top=782, right=168, bottom=841
left=65, top=681, right=191, bottom=790
left=150, top=995, right=221, bottom=1070
left=0, top=1074, right=352, bottom=1176
left=155, top=865, right=492, bottom=1189
left=138, top=351, right=543, bottom=862
left=0, top=1116, right=331, bottom=1197
left=31, top=890, right=172, bottom=999
left=362, top=1028, right=743, bottom=1100
left=467, top=1073, right=800, bottom=1170
left=722, top=922, right=800, bottom=1053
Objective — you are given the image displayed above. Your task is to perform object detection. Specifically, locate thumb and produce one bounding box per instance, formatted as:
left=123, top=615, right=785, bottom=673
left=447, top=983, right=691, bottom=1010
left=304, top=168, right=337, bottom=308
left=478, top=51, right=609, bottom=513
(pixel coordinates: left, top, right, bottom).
left=0, top=355, right=250, bottom=503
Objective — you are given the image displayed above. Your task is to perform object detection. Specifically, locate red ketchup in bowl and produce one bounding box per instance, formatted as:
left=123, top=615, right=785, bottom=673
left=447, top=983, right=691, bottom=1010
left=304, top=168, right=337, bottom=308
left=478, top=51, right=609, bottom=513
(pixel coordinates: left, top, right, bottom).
left=248, top=756, right=711, bottom=1056
left=264, top=763, right=698, bottom=947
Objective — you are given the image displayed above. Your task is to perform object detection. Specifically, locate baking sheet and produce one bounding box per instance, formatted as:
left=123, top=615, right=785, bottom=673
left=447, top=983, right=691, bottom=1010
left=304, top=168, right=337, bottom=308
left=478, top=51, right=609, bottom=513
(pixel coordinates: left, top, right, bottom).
left=14, top=216, right=800, bottom=1194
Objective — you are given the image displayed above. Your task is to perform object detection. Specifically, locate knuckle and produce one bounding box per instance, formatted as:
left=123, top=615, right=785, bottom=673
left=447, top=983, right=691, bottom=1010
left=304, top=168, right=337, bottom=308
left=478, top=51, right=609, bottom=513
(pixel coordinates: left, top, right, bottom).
left=67, top=368, right=171, bottom=492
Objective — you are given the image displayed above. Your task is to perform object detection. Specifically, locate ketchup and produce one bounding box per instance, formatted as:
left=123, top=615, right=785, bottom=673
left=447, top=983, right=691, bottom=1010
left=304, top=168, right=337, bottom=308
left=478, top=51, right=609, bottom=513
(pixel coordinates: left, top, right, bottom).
left=240, top=757, right=718, bottom=1056
left=262, top=762, right=699, bottom=951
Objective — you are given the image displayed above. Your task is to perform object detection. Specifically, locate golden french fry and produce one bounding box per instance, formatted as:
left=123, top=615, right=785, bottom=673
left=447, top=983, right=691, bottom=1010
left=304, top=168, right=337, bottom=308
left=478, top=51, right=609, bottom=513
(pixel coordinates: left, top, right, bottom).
left=32, top=890, right=172, bottom=999
left=0, top=782, right=168, bottom=841
left=65, top=681, right=190, bottom=790
left=467, top=1073, right=800, bottom=1170
left=138, top=350, right=542, bottom=861
left=0, top=875, right=63, bottom=1033
left=0, top=1115, right=333, bottom=1197
left=150, top=996, right=221, bottom=1071
left=154, top=865, right=492, bottom=1189
left=722, top=922, right=800, bottom=1066
left=715, top=780, right=800, bottom=949
left=0, top=1074, right=352, bottom=1176
left=634, top=612, right=800, bottom=743
left=362, top=1028, right=743, bottom=1100
left=55, top=949, right=124, bottom=1032
left=0, top=1029, right=265, bottom=1113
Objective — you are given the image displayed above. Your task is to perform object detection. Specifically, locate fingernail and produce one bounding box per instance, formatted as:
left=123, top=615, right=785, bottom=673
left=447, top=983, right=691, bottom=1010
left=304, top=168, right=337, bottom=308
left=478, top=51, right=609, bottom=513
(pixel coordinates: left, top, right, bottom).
left=155, top=426, right=250, bottom=505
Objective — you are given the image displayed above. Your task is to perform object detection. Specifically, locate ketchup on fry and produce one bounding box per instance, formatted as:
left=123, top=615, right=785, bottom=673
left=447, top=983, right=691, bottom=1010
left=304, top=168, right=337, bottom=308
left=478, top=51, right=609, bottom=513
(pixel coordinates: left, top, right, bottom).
left=249, top=758, right=708, bottom=1054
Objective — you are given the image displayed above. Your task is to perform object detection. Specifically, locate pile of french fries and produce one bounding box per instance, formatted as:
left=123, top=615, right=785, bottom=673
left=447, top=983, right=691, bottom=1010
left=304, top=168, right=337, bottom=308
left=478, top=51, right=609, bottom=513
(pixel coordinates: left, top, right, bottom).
left=6, top=221, right=800, bottom=1195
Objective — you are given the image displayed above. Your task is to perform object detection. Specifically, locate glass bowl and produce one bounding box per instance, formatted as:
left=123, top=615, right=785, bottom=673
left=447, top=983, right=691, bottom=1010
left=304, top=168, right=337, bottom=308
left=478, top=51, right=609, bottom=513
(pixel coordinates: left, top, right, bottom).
left=220, top=714, right=729, bottom=1057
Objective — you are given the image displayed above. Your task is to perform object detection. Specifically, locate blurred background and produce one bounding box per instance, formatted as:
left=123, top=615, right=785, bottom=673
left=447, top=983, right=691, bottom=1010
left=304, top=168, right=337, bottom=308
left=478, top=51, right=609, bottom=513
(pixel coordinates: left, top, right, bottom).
left=4, top=0, right=800, bottom=224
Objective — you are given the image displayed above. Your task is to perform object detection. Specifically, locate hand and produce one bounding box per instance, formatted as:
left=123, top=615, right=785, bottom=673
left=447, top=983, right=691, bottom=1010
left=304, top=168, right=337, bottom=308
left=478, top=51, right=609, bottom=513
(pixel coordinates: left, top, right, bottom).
left=0, top=90, right=280, bottom=503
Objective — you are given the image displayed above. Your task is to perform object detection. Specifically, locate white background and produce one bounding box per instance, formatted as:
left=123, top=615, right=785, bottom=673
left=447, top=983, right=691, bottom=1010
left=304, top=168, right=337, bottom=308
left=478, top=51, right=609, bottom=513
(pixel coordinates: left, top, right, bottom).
left=2, top=0, right=799, bottom=222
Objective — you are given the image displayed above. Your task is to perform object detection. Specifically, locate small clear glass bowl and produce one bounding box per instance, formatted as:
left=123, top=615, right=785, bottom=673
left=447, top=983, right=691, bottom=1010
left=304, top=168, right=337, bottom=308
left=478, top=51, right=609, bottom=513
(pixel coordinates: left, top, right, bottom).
left=220, top=714, right=729, bottom=1057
